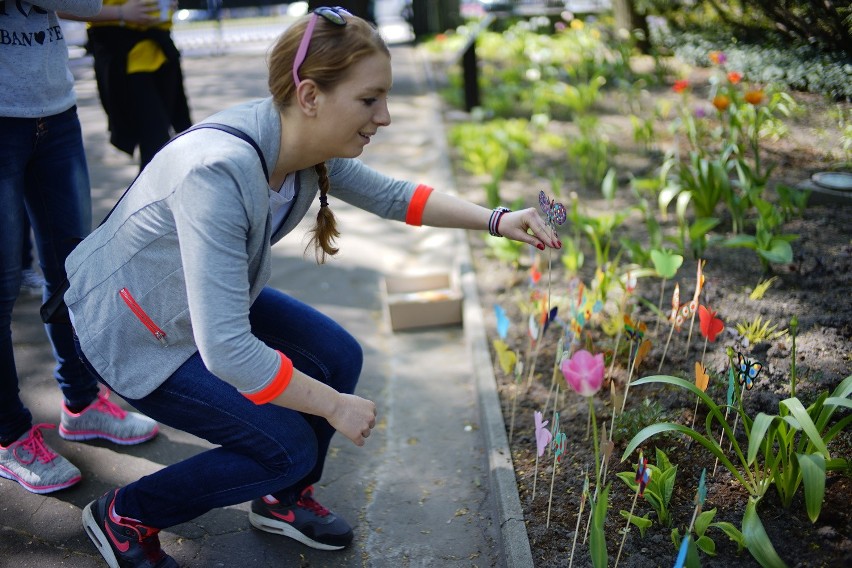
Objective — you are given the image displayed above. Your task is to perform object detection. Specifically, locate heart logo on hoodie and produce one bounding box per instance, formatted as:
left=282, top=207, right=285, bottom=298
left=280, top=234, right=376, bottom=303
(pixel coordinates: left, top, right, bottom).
left=34, top=31, right=46, bottom=45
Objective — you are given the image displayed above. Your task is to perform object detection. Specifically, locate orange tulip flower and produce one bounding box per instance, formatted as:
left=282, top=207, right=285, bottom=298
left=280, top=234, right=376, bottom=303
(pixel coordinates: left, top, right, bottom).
left=727, top=71, right=742, bottom=84
left=709, top=51, right=727, bottom=65
left=673, top=79, right=689, bottom=93
left=713, top=94, right=731, bottom=111
left=745, top=90, right=765, bottom=105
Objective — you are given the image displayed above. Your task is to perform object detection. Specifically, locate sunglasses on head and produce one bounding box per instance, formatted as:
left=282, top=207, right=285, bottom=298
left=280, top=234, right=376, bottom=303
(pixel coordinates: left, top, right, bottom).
left=292, top=6, right=352, bottom=87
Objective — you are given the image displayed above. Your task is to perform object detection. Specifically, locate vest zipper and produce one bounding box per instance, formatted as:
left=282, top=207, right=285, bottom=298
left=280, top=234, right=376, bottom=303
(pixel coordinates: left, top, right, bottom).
left=119, top=288, right=168, bottom=346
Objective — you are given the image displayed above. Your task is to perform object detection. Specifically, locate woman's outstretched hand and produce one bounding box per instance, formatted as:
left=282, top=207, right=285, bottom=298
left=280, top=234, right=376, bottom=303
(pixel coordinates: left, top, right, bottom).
left=330, top=393, right=377, bottom=447
left=498, top=208, right=562, bottom=251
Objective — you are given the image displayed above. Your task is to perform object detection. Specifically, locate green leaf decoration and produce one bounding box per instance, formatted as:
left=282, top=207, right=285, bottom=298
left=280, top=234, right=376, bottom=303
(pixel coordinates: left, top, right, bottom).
left=650, top=249, right=684, bottom=279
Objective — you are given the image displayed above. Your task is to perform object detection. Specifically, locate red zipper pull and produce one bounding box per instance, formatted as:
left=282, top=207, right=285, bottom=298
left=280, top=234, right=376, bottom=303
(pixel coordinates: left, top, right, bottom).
left=119, top=288, right=168, bottom=346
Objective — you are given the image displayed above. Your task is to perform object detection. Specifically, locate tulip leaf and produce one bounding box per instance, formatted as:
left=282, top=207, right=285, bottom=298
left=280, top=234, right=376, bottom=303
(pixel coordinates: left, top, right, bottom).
left=797, top=453, right=826, bottom=523
left=743, top=497, right=788, bottom=568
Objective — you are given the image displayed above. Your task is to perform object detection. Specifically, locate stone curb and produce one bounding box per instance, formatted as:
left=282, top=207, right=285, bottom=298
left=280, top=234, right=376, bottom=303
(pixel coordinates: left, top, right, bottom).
left=414, top=46, right=535, bottom=568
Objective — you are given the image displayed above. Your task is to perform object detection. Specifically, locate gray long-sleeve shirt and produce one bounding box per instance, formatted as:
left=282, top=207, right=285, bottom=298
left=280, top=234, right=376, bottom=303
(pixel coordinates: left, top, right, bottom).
left=0, top=0, right=102, bottom=118
left=65, top=97, right=420, bottom=400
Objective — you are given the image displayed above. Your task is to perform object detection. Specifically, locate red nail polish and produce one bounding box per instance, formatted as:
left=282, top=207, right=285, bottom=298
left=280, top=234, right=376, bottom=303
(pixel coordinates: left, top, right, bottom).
left=537, top=243, right=545, bottom=251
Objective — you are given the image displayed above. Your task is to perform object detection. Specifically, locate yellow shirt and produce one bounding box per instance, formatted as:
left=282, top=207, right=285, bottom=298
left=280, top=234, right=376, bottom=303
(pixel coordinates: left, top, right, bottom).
left=90, top=0, right=173, bottom=73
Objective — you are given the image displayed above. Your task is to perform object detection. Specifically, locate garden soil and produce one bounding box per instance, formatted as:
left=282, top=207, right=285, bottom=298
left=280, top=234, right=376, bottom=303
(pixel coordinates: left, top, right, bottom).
left=445, top=70, right=852, bottom=567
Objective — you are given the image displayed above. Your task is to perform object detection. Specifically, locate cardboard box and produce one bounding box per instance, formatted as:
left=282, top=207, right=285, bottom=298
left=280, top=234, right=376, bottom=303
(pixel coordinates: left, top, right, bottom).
left=383, top=273, right=463, bottom=331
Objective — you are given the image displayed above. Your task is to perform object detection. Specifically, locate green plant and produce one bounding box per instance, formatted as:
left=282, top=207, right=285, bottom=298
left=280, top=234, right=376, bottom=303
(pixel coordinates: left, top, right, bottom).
left=750, top=375, right=852, bottom=521
left=483, top=234, right=525, bottom=267
left=612, top=398, right=665, bottom=442
left=721, top=195, right=799, bottom=269
left=672, top=508, right=746, bottom=557
left=567, top=115, right=613, bottom=189
left=622, top=372, right=852, bottom=567
left=617, top=447, right=678, bottom=527
left=621, top=374, right=779, bottom=565
left=589, top=483, right=611, bottom=568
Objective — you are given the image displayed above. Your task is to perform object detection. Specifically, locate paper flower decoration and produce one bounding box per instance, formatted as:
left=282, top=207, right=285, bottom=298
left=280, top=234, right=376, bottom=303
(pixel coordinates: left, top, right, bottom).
left=493, top=340, right=517, bottom=376
left=534, top=411, right=553, bottom=458
left=698, top=305, right=724, bottom=342
left=561, top=349, right=604, bottom=397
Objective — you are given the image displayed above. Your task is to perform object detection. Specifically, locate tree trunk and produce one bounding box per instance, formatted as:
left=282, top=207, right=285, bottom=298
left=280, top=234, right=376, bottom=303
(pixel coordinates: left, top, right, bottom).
left=611, top=0, right=650, bottom=52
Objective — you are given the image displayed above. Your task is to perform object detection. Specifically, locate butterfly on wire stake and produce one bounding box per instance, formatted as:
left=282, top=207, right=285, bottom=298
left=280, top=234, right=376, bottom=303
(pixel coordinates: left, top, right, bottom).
left=539, top=190, right=567, bottom=233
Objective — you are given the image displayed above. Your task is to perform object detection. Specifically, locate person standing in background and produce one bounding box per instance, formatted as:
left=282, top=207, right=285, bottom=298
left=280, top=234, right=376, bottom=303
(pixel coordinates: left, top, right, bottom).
left=60, top=0, right=192, bottom=171
left=20, top=218, right=46, bottom=298
left=0, top=0, right=160, bottom=496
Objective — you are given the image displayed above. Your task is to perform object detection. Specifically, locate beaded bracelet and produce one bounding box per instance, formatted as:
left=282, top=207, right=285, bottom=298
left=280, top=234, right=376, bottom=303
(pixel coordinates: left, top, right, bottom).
left=489, top=206, right=511, bottom=237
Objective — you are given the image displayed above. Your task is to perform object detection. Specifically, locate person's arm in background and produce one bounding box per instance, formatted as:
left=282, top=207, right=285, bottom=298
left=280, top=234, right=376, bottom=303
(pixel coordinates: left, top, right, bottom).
left=58, top=0, right=158, bottom=25
left=418, top=191, right=561, bottom=251
left=37, top=0, right=101, bottom=18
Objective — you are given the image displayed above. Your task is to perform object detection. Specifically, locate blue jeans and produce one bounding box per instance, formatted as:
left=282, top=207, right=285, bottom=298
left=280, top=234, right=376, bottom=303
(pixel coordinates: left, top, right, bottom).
left=0, top=107, right=99, bottom=443
left=76, top=287, right=363, bottom=528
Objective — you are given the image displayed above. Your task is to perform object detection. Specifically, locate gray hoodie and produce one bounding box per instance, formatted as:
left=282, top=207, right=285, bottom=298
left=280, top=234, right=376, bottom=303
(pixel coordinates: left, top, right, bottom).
left=65, top=97, right=419, bottom=400
left=0, top=0, right=102, bottom=118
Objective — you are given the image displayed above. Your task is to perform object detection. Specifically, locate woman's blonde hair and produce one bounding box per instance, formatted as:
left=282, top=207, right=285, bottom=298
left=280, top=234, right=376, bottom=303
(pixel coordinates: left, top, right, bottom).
left=268, top=12, right=390, bottom=263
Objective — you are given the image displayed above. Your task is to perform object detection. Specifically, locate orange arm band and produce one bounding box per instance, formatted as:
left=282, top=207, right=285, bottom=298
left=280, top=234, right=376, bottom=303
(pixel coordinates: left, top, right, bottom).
left=405, top=184, right=433, bottom=226
left=243, top=351, right=294, bottom=405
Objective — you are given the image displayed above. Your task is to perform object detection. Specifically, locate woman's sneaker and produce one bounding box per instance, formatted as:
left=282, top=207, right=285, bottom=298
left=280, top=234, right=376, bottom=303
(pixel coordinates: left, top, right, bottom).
left=0, top=423, right=81, bottom=494
left=249, top=486, right=354, bottom=550
left=60, top=390, right=159, bottom=445
left=82, top=489, right=178, bottom=568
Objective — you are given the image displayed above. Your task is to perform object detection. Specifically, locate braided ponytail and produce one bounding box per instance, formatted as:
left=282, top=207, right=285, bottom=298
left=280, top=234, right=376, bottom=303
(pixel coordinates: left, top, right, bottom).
left=306, top=162, right=340, bottom=264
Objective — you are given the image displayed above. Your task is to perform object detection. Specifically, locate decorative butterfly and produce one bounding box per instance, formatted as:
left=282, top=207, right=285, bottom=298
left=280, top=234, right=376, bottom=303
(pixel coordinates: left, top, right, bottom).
left=623, top=314, right=647, bottom=342
left=492, top=339, right=517, bottom=376
left=696, top=467, right=707, bottom=508
left=669, top=283, right=691, bottom=330
left=698, top=304, right=724, bottom=342
left=538, top=190, right=567, bottom=232
left=695, top=361, right=710, bottom=392
left=736, top=352, right=763, bottom=390
left=635, top=452, right=652, bottom=497
left=553, top=432, right=569, bottom=464
left=528, top=313, right=540, bottom=342
left=633, top=339, right=652, bottom=370
left=674, top=534, right=690, bottom=568
left=669, top=262, right=706, bottom=331
left=494, top=304, right=510, bottom=340
left=529, top=264, right=542, bottom=286
left=624, top=271, right=637, bottom=294
left=534, top=411, right=553, bottom=458
left=550, top=412, right=560, bottom=453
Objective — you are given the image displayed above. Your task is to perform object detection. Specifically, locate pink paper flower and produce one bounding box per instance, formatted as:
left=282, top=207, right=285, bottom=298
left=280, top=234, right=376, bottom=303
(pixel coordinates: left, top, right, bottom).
left=561, top=350, right=604, bottom=397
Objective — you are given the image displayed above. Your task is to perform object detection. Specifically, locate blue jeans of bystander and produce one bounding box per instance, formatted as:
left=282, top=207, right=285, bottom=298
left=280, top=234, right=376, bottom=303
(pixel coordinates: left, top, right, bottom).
left=75, top=286, right=363, bottom=528
left=0, top=106, right=98, bottom=442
